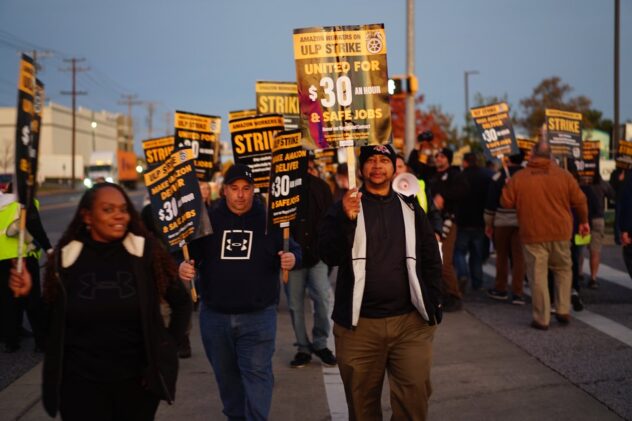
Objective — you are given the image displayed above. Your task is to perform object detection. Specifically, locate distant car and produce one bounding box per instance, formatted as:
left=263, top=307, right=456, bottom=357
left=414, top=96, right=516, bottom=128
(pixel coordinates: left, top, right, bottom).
left=0, top=173, right=12, bottom=193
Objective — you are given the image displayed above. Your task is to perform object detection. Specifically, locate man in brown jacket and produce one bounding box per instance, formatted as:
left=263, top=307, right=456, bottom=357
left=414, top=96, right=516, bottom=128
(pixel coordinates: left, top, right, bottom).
left=501, top=141, right=589, bottom=330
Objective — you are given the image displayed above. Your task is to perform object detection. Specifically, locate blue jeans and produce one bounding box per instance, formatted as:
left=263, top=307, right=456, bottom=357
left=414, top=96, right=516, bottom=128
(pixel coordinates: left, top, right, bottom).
left=454, top=227, right=486, bottom=290
left=199, top=304, right=276, bottom=421
left=284, top=260, right=331, bottom=353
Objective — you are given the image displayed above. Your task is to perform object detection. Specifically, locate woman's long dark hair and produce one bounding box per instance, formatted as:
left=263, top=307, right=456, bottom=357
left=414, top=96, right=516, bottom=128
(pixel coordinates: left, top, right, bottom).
left=43, top=182, right=177, bottom=301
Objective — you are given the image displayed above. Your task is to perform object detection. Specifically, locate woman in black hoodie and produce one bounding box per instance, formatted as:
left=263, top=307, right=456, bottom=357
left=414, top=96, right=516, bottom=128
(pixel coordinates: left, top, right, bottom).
left=11, top=182, right=191, bottom=421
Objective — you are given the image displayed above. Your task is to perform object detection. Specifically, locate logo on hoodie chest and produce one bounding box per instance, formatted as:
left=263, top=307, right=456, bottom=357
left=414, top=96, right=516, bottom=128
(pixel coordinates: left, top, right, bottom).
left=221, top=230, right=253, bottom=260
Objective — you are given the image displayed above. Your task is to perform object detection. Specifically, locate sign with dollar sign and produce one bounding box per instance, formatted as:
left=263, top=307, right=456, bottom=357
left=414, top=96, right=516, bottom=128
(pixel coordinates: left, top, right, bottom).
left=143, top=148, right=213, bottom=252
left=267, top=130, right=308, bottom=228
left=14, top=54, right=39, bottom=205
left=174, top=110, right=221, bottom=182
left=469, top=102, right=518, bottom=161
left=293, top=24, right=392, bottom=149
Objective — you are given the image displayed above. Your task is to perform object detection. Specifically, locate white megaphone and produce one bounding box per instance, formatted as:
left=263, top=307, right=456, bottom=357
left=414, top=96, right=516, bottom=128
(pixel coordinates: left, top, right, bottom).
left=392, top=173, right=420, bottom=197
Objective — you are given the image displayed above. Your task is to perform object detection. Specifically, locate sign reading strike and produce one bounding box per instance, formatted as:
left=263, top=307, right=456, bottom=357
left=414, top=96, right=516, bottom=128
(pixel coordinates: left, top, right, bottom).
left=14, top=54, right=42, bottom=205
left=174, top=111, right=221, bottom=181
left=293, top=24, right=392, bottom=149
left=268, top=130, right=307, bottom=228
left=576, top=140, right=600, bottom=184
left=143, top=148, right=212, bottom=252
left=256, top=81, right=300, bottom=130
left=545, top=109, right=583, bottom=159
left=142, top=136, right=175, bottom=170
left=470, top=102, right=518, bottom=160
left=229, top=114, right=285, bottom=192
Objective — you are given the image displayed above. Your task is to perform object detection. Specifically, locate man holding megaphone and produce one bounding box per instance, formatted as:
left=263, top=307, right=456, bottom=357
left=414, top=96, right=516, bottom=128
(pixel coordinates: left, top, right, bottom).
left=319, top=144, right=443, bottom=420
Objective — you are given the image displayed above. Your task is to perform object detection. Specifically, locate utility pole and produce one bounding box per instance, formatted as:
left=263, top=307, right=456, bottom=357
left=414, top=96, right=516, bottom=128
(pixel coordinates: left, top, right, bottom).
left=464, top=70, right=479, bottom=142
left=404, top=0, right=416, bottom=157
left=118, top=94, right=142, bottom=151
left=18, top=50, right=53, bottom=73
left=613, top=0, right=620, bottom=158
left=145, top=101, right=159, bottom=139
left=163, top=111, right=172, bottom=136
left=60, top=58, right=89, bottom=188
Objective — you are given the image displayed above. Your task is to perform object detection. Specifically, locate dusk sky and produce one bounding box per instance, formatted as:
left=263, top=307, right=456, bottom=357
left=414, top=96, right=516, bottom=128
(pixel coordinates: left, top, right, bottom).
left=1, top=0, right=630, bottom=154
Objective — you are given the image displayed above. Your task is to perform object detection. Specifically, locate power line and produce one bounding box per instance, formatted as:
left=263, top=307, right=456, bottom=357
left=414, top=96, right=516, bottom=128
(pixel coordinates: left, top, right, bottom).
left=118, top=94, right=143, bottom=146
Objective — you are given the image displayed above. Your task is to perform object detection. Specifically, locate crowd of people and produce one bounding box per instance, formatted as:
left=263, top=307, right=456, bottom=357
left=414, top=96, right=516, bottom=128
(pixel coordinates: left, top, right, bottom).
left=2, top=134, right=632, bottom=420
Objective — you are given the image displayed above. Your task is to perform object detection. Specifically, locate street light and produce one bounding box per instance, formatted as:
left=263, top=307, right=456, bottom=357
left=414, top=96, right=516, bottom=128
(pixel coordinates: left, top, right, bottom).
left=464, top=70, right=479, bottom=140
left=91, top=120, right=97, bottom=151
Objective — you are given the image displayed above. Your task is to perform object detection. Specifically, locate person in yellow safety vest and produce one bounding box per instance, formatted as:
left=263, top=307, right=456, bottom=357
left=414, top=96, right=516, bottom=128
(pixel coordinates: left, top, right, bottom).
left=395, top=155, right=443, bottom=239
left=0, top=185, right=52, bottom=353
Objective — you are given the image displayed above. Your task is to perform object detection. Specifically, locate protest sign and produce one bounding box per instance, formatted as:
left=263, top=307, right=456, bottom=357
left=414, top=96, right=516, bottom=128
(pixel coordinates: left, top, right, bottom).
left=174, top=110, right=221, bottom=181
left=143, top=148, right=212, bottom=253
left=313, top=148, right=338, bottom=175
left=268, top=130, right=307, bottom=228
left=267, top=130, right=307, bottom=282
left=229, top=114, right=285, bottom=192
left=470, top=102, right=518, bottom=160
left=229, top=109, right=257, bottom=121
left=615, top=139, right=632, bottom=169
left=293, top=23, right=391, bottom=149
left=576, top=140, right=600, bottom=184
left=517, top=137, right=537, bottom=162
left=14, top=54, right=37, bottom=205
left=142, top=135, right=174, bottom=170
left=545, top=109, right=583, bottom=159
left=256, top=81, right=300, bottom=130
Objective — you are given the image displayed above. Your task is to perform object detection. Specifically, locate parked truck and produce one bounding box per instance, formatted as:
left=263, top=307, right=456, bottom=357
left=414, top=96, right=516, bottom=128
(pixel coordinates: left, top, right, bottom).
left=84, top=150, right=138, bottom=189
left=38, top=154, right=84, bottom=184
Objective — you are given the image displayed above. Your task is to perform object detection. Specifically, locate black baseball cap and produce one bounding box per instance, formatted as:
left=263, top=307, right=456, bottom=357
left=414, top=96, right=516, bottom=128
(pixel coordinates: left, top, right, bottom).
left=224, top=164, right=254, bottom=185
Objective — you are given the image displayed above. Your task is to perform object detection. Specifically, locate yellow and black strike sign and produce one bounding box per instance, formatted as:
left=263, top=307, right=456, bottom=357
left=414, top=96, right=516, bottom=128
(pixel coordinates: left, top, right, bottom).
left=143, top=148, right=212, bottom=252
left=229, top=109, right=257, bottom=121
left=314, top=148, right=338, bottom=175
left=229, top=114, right=285, bottom=192
left=256, top=81, right=300, bottom=130
left=616, top=139, right=632, bottom=169
left=293, top=24, right=392, bottom=149
left=174, top=110, right=221, bottom=181
left=545, top=109, right=583, bottom=159
left=14, top=54, right=38, bottom=205
left=142, top=136, right=175, bottom=170
left=268, top=130, right=307, bottom=228
left=576, top=140, right=600, bottom=184
left=470, top=102, right=518, bottom=160
left=517, top=137, right=537, bottom=161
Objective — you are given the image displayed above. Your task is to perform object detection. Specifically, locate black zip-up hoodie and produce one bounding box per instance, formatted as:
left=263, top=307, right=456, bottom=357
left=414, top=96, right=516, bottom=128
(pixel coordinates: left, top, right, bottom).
left=190, top=198, right=302, bottom=314
left=42, top=234, right=191, bottom=417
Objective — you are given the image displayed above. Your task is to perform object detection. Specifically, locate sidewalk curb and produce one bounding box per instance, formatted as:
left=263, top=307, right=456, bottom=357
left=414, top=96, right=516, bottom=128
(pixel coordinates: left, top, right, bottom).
left=0, top=362, right=42, bottom=421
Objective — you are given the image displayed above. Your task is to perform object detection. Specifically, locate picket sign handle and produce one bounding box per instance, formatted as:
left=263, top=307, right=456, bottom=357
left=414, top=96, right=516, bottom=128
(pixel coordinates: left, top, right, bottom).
left=499, top=154, right=511, bottom=180
left=182, top=244, right=198, bottom=303
left=16, top=206, right=26, bottom=275
left=346, top=146, right=358, bottom=220
left=282, top=227, right=290, bottom=284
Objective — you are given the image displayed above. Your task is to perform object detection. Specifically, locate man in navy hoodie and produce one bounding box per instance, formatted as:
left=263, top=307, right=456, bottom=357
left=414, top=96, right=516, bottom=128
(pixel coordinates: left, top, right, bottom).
left=179, top=164, right=301, bottom=421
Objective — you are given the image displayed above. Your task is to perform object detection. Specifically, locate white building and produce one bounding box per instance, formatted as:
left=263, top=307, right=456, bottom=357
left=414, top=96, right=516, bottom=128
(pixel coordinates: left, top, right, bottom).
left=0, top=102, right=133, bottom=181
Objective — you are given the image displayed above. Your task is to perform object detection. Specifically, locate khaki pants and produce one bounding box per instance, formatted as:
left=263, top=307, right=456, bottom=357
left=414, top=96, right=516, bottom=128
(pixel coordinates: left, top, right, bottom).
left=523, top=241, right=572, bottom=326
left=333, top=312, right=437, bottom=421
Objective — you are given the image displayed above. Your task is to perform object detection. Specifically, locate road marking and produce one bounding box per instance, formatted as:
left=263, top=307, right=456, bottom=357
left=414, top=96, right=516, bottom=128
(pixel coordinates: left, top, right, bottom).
left=483, top=262, right=632, bottom=348
left=582, top=260, right=631, bottom=290
left=323, top=284, right=348, bottom=421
